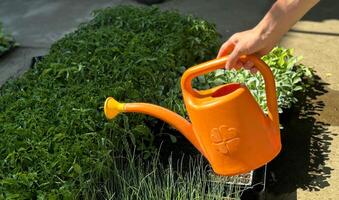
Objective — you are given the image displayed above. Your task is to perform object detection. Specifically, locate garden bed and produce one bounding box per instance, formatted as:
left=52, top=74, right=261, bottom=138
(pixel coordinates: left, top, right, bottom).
left=0, top=5, right=314, bottom=199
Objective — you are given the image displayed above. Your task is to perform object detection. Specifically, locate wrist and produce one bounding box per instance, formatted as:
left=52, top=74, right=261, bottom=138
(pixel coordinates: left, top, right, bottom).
left=253, top=14, right=281, bottom=46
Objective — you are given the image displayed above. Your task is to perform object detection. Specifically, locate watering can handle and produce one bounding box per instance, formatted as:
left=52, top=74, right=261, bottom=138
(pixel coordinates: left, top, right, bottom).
left=181, top=55, right=279, bottom=130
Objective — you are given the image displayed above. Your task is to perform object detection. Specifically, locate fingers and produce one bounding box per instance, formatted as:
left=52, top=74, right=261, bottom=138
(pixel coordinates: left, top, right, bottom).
left=244, top=60, right=257, bottom=74
left=225, top=46, right=242, bottom=70
left=250, top=68, right=258, bottom=74
left=233, top=61, right=244, bottom=70
left=228, top=58, right=258, bottom=74
left=217, top=34, right=241, bottom=70
left=217, top=32, right=259, bottom=73
left=217, top=40, right=234, bottom=58
left=243, top=60, right=254, bottom=70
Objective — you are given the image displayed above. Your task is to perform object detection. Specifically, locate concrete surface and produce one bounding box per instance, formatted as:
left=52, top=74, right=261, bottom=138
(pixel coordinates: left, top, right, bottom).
left=0, top=0, right=270, bottom=84
left=0, top=0, right=338, bottom=199
left=272, top=0, right=339, bottom=198
left=0, top=0, right=120, bottom=85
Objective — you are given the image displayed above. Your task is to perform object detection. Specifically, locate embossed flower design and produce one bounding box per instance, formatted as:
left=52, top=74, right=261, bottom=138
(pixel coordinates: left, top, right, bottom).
left=210, top=125, right=240, bottom=155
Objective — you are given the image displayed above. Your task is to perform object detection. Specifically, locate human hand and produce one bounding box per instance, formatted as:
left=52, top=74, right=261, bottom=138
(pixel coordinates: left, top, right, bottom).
left=217, top=0, right=319, bottom=73
left=217, top=28, right=276, bottom=73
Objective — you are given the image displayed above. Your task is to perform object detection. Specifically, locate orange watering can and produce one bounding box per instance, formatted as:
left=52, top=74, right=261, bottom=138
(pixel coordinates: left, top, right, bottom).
left=104, top=55, right=281, bottom=176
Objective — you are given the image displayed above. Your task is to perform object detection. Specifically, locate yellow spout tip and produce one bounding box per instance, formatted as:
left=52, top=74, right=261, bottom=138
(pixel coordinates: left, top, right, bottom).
left=104, top=97, right=125, bottom=120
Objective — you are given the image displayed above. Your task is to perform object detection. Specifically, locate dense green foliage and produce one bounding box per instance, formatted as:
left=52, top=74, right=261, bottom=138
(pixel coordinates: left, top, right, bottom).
left=0, top=6, right=219, bottom=198
left=0, top=21, right=16, bottom=56
left=0, top=5, right=314, bottom=199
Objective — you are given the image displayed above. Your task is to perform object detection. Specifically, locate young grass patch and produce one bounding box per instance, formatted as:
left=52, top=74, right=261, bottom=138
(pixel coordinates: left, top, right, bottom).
left=85, top=144, right=244, bottom=200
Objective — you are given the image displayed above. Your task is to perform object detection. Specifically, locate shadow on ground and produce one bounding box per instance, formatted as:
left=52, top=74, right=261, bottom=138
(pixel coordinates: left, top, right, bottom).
left=267, top=75, right=337, bottom=199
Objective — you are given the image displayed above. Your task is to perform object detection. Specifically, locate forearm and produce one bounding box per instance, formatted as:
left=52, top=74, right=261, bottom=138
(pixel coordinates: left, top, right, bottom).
left=255, top=0, right=319, bottom=44
left=217, top=0, right=320, bottom=69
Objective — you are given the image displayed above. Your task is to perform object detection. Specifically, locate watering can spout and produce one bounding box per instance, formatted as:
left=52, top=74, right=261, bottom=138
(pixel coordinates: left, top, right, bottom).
left=104, top=97, right=206, bottom=156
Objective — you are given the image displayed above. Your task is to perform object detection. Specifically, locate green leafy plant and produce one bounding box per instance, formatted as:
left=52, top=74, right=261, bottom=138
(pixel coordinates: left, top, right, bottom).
left=0, top=21, right=17, bottom=56
left=196, top=47, right=314, bottom=113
